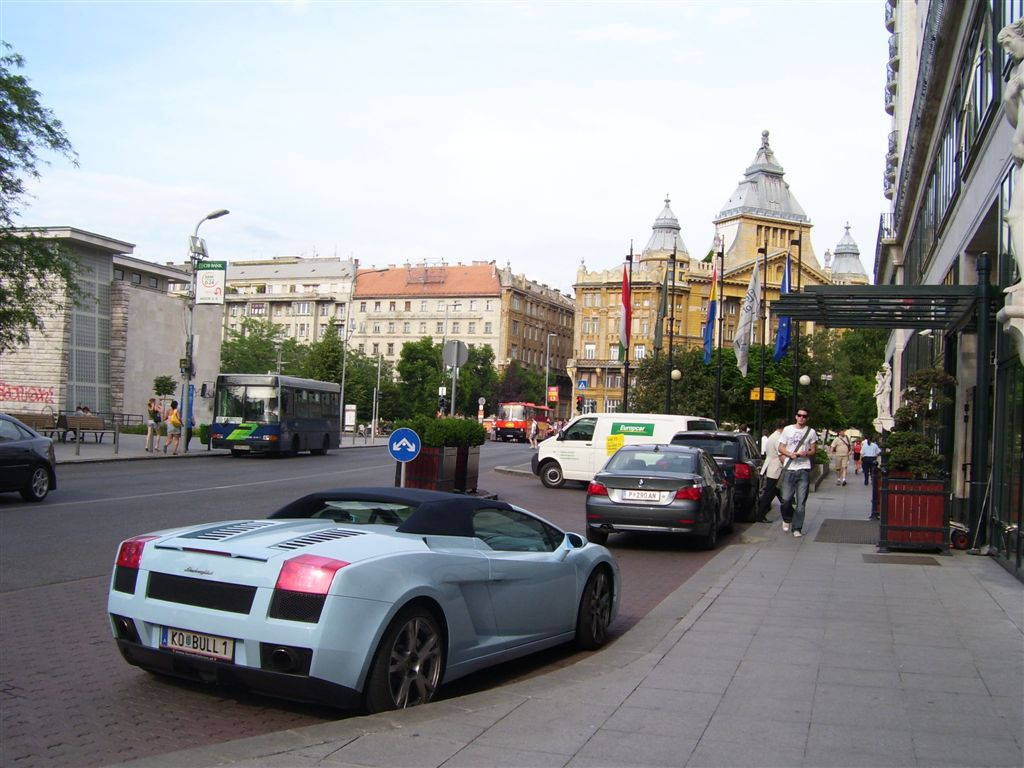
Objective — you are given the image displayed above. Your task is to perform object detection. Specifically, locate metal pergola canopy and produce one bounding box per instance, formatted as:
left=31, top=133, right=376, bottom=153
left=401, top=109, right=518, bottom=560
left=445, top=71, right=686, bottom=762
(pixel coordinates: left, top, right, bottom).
left=773, top=285, right=979, bottom=330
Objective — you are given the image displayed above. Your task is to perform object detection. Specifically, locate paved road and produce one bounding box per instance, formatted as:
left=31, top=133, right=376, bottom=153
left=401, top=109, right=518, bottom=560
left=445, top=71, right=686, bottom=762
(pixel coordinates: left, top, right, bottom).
left=0, top=443, right=733, bottom=768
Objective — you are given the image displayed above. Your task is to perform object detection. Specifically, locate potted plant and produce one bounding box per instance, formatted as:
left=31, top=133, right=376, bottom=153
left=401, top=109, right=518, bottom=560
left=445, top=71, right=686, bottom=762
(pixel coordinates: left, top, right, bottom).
left=392, top=416, right=486, bottom=493
left=878, top=367, right=955, bottom=552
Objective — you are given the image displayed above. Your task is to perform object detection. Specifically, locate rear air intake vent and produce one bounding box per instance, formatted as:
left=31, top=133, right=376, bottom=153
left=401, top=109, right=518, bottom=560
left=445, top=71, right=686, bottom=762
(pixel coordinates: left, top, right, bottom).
left=272, top=529, right=366, bottom=551
left=184, top=521, right=278, bottom=541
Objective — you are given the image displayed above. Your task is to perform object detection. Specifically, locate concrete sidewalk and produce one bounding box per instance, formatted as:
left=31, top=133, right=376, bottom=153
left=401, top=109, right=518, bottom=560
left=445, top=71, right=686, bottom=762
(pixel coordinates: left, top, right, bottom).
left=111, top=473, right=1023, bottom=768
left=53, top=431, right=390, bottom=464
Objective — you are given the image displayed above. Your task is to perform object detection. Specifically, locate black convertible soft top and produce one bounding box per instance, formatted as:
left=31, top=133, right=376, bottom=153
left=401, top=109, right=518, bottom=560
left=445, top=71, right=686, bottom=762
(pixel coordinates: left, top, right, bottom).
left=269, top=487, right=514, bottom=538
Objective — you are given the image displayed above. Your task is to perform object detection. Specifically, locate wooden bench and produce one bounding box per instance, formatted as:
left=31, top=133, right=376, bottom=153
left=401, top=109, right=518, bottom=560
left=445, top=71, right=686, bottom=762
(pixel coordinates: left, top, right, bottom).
left=9, top=412, right=60, bottom=438
left=57, top=415, right=112, bottom=443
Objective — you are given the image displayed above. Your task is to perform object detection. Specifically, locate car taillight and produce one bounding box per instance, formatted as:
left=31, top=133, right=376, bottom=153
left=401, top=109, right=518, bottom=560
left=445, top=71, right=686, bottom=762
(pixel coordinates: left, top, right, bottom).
left=587, top=482, right=608, bottom=497
left=674, top=487, right=701, bottom=501
left=116, top=536, right=159, bottom=569
left=734, top=463, right=752, bottom=480
left=275, top=554, right=349, bottom=595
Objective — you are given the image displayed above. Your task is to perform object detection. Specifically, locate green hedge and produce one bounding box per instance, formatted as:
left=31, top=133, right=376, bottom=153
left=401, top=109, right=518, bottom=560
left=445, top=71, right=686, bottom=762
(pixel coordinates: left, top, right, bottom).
left=393, top=416, right=486, bottom=447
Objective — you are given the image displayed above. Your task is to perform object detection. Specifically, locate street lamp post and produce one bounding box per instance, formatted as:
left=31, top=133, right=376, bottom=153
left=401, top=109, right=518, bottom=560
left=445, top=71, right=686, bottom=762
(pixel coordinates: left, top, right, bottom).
left=183, top=208, right=229, bottom=453
left=665, top=245, right=677, bottom=413
left=713, top=234, right=725, bottom=425
left=339, top=299, right=354, bottom=442
left=755, top=240, right=768, bottom=438
left=790, top=234, right=803, bottom=415
left=544, top=332, right=556, bottom=415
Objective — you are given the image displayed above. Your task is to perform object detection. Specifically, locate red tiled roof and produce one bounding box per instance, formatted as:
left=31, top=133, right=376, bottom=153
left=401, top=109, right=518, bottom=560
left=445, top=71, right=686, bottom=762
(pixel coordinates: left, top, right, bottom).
left=354, top=263, right=501, bottom=298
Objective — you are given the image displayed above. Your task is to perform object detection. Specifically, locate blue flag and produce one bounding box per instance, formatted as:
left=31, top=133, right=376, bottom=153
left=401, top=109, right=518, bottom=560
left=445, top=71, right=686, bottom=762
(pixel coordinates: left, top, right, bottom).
left=773, top=253, right=791, bottom=362
left=703, top=266, right=717, bottom=365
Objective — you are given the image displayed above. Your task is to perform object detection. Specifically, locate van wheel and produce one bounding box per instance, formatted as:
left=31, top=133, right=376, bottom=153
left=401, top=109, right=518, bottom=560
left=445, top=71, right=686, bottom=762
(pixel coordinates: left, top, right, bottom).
left=539, top=461, right=564, bottom=488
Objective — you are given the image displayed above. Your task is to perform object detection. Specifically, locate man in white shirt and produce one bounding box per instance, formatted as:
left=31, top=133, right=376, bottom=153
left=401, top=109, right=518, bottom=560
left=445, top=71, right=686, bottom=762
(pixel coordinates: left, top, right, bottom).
left=778, top=408, right=819, bottom=538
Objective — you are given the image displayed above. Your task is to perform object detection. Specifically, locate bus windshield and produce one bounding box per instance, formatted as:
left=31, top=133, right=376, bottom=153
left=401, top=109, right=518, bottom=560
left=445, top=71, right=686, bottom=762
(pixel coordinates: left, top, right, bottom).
left=498, top=404, right=526, bottom=421
left=215, top=385, right=280, bottom=424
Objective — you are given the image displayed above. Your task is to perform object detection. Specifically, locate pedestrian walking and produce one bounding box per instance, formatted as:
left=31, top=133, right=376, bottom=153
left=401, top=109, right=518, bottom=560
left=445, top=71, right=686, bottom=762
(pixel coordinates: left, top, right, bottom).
left=777, top=408, right=818, bottom=538
left=852, top=438, right=862, bottom=474
left=830, top=429, right=852, bottom=485
left=163, top=400, right=182, bottom=455
left=528, top=417, right=539, bottom=449
left=860, top=434, right=883, bottom=517
left=145, top=397, right=162, bottom=452
left=755, top=419, right=788, bottom=522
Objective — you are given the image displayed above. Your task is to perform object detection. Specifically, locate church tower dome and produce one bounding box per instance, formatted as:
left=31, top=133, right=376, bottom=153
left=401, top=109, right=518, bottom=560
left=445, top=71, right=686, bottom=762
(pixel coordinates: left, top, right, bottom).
left=830, top=223, right=869, bottom=285
left=641, top=195, right=689, bottom=264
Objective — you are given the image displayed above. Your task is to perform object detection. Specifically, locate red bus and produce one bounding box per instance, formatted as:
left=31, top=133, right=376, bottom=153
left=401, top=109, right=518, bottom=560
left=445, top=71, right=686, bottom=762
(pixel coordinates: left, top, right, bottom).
left=495, top=402, right=552, bottom=442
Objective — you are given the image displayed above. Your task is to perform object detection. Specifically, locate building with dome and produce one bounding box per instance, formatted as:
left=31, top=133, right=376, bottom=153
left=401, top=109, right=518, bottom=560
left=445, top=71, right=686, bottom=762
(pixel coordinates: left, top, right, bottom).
left=569, top=132, right=833, bottom=416
left=824, top=224, right=870, bottom=286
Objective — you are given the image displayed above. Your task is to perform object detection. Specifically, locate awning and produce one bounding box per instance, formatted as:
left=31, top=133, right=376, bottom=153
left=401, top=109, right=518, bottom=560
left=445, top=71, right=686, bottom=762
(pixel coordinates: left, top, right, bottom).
left=772, top=285, right=980, bottom=331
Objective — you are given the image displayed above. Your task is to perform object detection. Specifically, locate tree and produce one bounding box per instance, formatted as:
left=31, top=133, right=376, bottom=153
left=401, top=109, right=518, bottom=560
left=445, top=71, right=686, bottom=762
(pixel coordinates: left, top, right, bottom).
left=0, top=45, right=80, bottom=353
left=396, top=338, right=444, bottom=416
left=453, top=345, right=498, bottom=417
left=497, top=361, right=544, bottom=405
left=153, top=375, right=177, bottom=406
left=219, top=317, right=290, bottom=374
left=301, top=320, right=344, bottom=382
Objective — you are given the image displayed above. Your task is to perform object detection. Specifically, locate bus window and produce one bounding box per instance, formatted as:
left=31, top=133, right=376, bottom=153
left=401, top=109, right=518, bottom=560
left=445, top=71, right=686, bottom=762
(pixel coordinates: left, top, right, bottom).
left=215, top=385, right=245, bottom=423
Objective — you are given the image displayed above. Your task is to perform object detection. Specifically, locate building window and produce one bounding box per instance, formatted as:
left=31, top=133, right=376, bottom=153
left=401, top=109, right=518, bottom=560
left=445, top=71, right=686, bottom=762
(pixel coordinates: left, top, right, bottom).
left=452, top=321, right=461, bottom=333
left=419, top=322, right=427, bottom=333
left=512, top=320, right=519, bottom=336
left=484, top=322, right=493, bottom=334
left=320, top=305, right=329, bottom=316
left=634, top=345, right=646, bottom=360
left=485, top=299, right=493, bottom=311
left=389, top=301, right=396, bottom=311
left=584, top=343, right=596, bottom=359
left=357, top=343, right=365, bottom=353
left=294, top=302, right=311, bottom=315
left=230, top=305, right=239, bottom=317
left=420, top=300, right=428, bottom=312
left=469, top=300, right=477, bottom=310
left=451, top=301, right=461, bottom=312
left=387, top=343, right=394, bottom=355
left=372, top=343, right=379, bottom=355
left=403, top=321, right=411, bottom=333
left=468, top=322, right=476, bottom=334
left=360, top=301, right=367, bottom=312
left=404, top=301, right=411, bottom=311
left=608, top=345, right=618, bottom=359
left=511, top=344, right=519, bottom=359
left=131, top=273, right=141, bottom=285
left=113, top=268, right=124, bottom=280
left=437, top=300, right=446, bottom=311
left=436, top=322, right=444, bottom=334
left=388, top=322, right=395, bottom=333
left=250, top=303, right=266, bottom=316
left=512, top=296, right=522, bottom=310
left=147, top=276, right=158, bottom=288
left=374, top=301, right=381, bottom=312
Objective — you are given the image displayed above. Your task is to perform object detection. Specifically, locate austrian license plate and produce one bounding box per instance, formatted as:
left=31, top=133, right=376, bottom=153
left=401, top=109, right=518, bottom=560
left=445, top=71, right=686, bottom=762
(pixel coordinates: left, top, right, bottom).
left=233, top=444, right=250, bottom=451
left=622, top=490, right=660, bottom=502
left=160, top=626, right=234, bottom=662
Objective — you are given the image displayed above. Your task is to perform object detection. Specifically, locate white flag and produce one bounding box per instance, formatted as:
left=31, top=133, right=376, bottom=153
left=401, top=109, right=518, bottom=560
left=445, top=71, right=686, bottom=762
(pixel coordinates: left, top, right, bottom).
left=735, top=261, right=761, bottom=377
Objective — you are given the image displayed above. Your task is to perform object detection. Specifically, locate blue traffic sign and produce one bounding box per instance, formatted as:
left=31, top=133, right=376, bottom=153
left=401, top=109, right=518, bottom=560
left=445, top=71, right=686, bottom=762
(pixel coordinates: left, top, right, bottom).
left=388, top=428, right=421, bottom=463
left=578, top=380, right=588, bottom=390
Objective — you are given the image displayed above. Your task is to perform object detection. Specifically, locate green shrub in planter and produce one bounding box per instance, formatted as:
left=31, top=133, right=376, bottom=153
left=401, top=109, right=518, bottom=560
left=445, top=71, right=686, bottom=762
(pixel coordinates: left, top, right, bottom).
left=884, top=431, right=943, bottom=476
left=394, top=417, right=485, bottom=447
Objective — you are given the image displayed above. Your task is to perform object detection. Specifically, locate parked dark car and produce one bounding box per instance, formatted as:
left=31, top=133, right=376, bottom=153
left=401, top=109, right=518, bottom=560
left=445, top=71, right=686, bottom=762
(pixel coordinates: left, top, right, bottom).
left=671, top=431, right=763, bottom=522
left=585, top=444, right=733, bottom=550
left=0, top=412, right=57, bottom=501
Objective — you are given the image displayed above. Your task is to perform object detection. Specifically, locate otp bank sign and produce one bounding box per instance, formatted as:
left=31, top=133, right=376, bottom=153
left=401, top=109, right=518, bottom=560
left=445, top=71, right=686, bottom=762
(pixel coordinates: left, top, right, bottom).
left=611, top=422, right=655, bottom=437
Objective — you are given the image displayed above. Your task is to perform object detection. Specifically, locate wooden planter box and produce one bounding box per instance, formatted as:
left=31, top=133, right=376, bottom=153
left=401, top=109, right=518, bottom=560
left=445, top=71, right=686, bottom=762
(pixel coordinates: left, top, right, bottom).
left=454, top=445, right=481, bottom=494
left=397, top=446, right=458, bottom=492
left=878, top=471, right=949, bottom=553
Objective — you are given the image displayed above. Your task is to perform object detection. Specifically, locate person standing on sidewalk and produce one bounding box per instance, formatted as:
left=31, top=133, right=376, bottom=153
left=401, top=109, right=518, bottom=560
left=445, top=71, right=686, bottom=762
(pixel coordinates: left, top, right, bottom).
left=830, top=429, right=852, bottom=486
left=145, top=397, right=162, bottom=452
left=163, top=400, right=182, bottom=455
left=778, top=408, right=818, bottom=538
left=860, top=434, right=881, bottom=487
left=756, top=418, right=788, bottom=522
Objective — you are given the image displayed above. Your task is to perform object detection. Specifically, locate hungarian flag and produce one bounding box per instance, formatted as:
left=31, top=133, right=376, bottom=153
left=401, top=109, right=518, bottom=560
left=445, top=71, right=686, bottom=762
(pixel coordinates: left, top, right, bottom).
left=618, top=265, right=631, bottom=362
left=773, top=252, right=792, bottom=362
left=703, top=265, right=717, bottom=365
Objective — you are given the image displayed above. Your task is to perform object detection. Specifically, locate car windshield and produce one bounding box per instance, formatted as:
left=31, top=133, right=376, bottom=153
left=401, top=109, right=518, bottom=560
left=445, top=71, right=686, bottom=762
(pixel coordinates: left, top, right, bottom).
left=273, top=500, right=417, bottom=526
left=606, top=450, right=696, bottom=474
left=674, top=439, right=738, bottom=459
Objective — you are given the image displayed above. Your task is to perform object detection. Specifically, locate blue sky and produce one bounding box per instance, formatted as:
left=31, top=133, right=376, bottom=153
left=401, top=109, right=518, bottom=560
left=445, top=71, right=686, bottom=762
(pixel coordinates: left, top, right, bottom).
left=2, top=0, right=889, bottom=292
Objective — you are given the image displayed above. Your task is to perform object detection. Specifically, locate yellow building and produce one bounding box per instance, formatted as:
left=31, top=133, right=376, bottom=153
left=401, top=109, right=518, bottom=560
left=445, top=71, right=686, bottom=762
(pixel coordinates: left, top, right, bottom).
left=571, top=131, right=834, bottom=413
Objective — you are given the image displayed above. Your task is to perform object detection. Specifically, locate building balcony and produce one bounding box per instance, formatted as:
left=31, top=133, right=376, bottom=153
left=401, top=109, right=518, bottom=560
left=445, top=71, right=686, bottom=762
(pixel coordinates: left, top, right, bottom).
left=884, top=2, right=895, bottom=32
left=888, top=33, right=900, bottom=70
left=887, top=130, right=898, bottom=162
left=883, top=174, right=895, bottom=200
left=884, top=86, right=895, bottom=115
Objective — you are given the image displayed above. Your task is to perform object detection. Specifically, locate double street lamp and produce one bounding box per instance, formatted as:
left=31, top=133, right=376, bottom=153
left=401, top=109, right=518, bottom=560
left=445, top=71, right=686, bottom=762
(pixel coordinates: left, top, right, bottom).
left=544, top=332, right=557, bottom=412
left=183, top=208, right=229, bottom=453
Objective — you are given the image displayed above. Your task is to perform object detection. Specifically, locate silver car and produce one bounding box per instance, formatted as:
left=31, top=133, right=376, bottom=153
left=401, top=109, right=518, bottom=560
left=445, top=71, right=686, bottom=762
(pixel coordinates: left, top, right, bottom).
left=585, top=444, right=733, bottom=549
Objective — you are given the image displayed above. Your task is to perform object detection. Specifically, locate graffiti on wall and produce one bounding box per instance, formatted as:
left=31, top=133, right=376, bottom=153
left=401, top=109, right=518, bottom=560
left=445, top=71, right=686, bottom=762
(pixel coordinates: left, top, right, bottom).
left=0, top=381, right=57, bottom=404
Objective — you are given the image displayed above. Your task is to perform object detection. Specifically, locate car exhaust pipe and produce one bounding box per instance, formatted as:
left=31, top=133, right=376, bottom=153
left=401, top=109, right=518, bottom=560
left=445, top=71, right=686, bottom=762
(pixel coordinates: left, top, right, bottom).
left=269, top=646, right=299, bottom=673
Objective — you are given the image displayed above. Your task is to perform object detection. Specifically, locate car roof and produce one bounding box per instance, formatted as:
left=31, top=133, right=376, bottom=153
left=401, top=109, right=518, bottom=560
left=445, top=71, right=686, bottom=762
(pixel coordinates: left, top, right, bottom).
left=269, top=487, right=517, bottom=538
left=671, top=431, right=748, bottom=441
left=617, top=443, right=702, bottom=454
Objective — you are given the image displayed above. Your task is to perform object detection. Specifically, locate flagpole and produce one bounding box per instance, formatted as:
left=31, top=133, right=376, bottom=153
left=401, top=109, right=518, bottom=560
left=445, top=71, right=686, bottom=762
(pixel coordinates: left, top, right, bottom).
left=756, top=240, right=768, bottom=437
left=665, top=245, right=676, bottom=413
left=790, top=233, right=803, bottom=415
left=622, top=243, right=633, bottom=411
left=714, top=235, right=725, bottom=425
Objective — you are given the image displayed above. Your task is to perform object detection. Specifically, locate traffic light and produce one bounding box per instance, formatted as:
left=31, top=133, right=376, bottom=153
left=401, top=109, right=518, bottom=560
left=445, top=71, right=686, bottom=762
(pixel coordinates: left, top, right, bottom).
left=437, top=396, right=448, bottom=414
left=575, top=395, right=584, bottom=413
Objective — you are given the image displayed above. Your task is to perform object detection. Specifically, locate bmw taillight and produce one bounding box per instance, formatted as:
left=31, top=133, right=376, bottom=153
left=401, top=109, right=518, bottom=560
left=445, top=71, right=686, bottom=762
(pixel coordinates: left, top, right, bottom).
left=674, top=487, right=701, bottom=501
left=270, top=554, right=349, bottom=624
left=734, top=463, right=752, bottom=480
left=587, top=482, right=608, bottom=497
left=113, top=535, right=158, bottom=593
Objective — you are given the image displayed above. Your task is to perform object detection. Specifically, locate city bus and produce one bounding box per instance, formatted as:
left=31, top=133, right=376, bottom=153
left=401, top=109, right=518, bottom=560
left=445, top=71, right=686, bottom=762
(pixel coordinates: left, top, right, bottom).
left=209, top=374, right=340, bottom=456
left=494, top=401, right=552, bottom=442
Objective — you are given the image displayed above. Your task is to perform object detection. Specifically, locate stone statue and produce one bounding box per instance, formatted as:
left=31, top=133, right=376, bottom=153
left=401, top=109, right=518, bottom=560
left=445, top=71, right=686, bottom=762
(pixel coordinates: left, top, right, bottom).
left=999, top=19, right=1024, bottom=279
left=873, top=363, right=894, bottom=434
left=996, top=20, right=1024, bottom=365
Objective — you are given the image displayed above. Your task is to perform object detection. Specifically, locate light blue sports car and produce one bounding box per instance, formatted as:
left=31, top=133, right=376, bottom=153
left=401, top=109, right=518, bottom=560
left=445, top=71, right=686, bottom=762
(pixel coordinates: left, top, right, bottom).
left=108, top=487, right=619, bottom=712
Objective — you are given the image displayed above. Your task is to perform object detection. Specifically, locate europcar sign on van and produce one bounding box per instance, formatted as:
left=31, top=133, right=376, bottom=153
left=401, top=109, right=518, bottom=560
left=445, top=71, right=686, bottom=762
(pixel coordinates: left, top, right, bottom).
left=610, top=422, right=656, bottom=437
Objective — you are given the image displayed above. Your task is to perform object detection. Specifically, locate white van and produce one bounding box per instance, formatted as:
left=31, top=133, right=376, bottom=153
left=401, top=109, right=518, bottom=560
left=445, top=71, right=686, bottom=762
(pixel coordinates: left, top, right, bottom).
left=531, top=413, right=718, bottom=488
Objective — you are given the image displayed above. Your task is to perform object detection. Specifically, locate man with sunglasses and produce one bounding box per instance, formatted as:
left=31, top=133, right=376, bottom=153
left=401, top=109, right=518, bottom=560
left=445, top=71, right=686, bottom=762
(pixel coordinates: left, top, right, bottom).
left=777, top=409, right=819, bottom=538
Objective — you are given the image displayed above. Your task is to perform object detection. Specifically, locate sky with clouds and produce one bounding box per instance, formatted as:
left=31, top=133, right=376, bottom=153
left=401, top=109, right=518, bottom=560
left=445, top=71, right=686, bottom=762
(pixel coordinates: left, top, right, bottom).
left=2, top=0, right=889, bottom=293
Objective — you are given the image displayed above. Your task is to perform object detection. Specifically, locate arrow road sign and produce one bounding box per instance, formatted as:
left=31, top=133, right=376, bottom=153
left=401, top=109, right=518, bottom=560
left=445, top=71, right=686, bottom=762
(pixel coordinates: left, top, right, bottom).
left=388, top=427, right=421, bottom=463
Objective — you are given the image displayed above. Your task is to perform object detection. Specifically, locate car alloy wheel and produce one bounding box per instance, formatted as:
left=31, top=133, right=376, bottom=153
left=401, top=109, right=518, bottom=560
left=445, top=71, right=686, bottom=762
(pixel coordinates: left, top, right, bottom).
left=365, top=606, right=444, bottom=713
left=539, top=461, right=564, bottom=488
left=21, top=466, right=50, bottom=502
left=575, top=568, right=613, bottom=650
